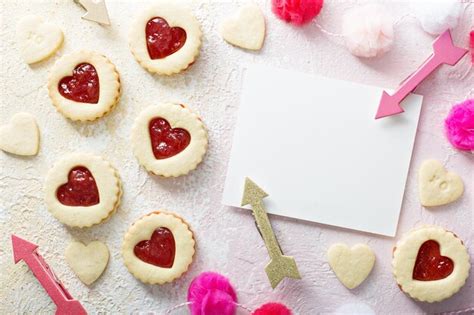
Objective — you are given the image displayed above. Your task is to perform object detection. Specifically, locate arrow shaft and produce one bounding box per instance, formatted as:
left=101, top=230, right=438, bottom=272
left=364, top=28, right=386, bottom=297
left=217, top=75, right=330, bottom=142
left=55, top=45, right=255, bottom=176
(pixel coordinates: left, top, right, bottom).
left=24, top=253, right=71, bottom=308
left=251, top=201, right=283, bottom=260
left=392, top=53, right=441, bottom=102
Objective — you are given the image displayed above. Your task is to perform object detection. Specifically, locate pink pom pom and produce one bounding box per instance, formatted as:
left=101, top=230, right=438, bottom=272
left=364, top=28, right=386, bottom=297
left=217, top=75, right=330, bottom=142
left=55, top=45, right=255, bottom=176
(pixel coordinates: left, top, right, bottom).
left=253, top=302, right=292, bottom=315
left=187, top=272, right=237, bottom=315
left=272, top=0, right=324, bottom=26
left=444, top=99, right=474, bottom=151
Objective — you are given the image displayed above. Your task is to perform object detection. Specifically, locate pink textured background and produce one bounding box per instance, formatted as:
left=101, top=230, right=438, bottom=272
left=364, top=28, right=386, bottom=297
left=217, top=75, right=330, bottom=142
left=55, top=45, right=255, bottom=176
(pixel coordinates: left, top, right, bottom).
left=0, top=1, right=473, bottom=314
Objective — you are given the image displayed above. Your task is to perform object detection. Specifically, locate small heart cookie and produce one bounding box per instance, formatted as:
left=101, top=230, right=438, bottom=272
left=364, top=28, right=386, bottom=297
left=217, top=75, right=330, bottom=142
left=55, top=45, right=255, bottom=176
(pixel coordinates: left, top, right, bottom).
left=0, top=113, right=40, bottom=156
left=220, top=3, right=265, bottom=50
left=16, top=15, right=63, bottom=64
left=328, top=243, right=375, bottom=289
left=418, top=160, right=464, bottom=207
left=65, top=241, right=109, bottom=285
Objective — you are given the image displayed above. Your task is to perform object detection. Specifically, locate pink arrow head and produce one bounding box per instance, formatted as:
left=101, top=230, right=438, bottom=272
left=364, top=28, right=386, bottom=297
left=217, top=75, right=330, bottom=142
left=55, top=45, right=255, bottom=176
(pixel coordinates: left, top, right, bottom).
left=56, top=300, right=87, bottom=315
left=433, top=30, right=469, bottom=65
left=375, top=91, right=405, bottom=119
left=12, top=234, right=38, bottom=263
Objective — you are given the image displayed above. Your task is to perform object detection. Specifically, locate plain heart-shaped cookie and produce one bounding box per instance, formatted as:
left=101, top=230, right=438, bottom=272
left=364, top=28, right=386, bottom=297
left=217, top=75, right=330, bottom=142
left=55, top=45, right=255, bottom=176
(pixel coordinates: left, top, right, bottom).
left=328, top=243, right=375, bottom=289
left=220, top=3, right=265, bottom=50
left=0, top=113, right=39, bottom=156
left=65, top=241, right=109, bottom=285
left=418, top=159, right=464, bottom=207
left=16, top=15, right=63, bottom=64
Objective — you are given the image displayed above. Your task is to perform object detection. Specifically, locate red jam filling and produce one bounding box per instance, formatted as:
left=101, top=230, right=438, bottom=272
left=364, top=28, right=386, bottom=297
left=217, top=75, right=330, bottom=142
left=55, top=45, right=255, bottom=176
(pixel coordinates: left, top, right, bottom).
left=145, top=17, right=187, bottom=59
left=134, top=227, right=176, bottom=268
left=56, top=166, right=100, bottom=207
left=412, top=240, right=454, bottom=281
left=149, top=117, right=191, bottom=159
left=58, top=63, right=100, bottom=104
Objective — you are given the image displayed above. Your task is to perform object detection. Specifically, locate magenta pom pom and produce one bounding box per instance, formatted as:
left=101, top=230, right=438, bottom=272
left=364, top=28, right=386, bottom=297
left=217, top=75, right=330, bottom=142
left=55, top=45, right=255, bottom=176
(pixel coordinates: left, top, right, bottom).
left=272, top=0, right=324, bottom=26
left=187, top=272, right=237, bottom=315
left=253, top=302, right=292, bottom=315
left=444, top=99, right=474, bottom=151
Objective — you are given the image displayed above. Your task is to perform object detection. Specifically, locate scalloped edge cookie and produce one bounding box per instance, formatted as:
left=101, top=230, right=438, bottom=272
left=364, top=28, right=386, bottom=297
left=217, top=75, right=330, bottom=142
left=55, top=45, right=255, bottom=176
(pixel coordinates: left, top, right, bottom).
left=129, top=2, right=202, bottom=75
left=44, top=153, right=121, bottom=228
left=131, top=103, right=208, bottom=177
left=122, top=211, right=195, bottom=284
left=392, top=226, right=470, bottom=303
left=47, top=51, right=121, bottom=121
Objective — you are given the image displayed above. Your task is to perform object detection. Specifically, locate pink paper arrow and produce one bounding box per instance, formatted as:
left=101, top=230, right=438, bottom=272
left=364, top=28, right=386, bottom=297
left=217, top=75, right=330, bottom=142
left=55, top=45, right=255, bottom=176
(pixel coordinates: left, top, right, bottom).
left=375, top=30, right=468, bottom=119
left=11, top=235, right=87, bottom=315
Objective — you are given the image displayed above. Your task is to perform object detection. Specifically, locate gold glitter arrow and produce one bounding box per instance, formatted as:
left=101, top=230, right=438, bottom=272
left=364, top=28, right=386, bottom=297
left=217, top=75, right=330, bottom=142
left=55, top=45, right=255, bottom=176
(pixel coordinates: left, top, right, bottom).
left=242, top=177, right=301, bottom=288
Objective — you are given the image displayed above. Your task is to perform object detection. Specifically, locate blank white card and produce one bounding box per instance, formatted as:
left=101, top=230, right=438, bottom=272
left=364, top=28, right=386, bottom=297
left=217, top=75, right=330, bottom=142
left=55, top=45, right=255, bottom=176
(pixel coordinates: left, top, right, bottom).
left=222, top=65, right=422, bottom=236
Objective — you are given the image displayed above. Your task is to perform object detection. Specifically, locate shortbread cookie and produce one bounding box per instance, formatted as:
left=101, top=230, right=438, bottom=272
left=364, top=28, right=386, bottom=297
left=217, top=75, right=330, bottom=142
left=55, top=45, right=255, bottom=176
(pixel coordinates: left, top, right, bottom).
left=418, top=160, right=464, bottom=207
left=328, top=243, right=375, bottom=289
left=65, top=241, right=109, bottom=285
left=44, top=153, right=121, bottom=227
left=393, top=226, right=470, bottom=302
left=122, top=211, right=195, bottom=284
left=129, top=2, right=202, bottom=74
left=220, top=3, right=265, bottom=50
left=16, top=15, right=63, bottom=64
left=0, top=113, right=40, bottom=156
left=132, top=103, right=208, bottom=177
left=47, top=51, right=121, bottom=121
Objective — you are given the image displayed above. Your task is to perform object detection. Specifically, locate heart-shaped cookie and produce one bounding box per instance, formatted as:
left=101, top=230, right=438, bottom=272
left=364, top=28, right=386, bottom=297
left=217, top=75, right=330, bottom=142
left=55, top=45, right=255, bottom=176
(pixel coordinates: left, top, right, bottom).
left=65, top=241, right=109, bottom=285
left=149, top=117, right=191, bottom=159
left=328, top=243, right=375, bottom=289
left=220, top=3, right=265, bottom=50
left=16, top=15, right=63, bottom=64
left=0, top=113, right=40, bottom=156
left=418, top=159, right=464, bottom=207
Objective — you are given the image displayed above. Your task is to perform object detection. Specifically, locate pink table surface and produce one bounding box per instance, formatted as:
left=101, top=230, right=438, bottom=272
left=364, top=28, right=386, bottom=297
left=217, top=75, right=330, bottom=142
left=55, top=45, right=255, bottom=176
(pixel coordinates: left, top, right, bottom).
left=0, top=1, right=472, bottom=314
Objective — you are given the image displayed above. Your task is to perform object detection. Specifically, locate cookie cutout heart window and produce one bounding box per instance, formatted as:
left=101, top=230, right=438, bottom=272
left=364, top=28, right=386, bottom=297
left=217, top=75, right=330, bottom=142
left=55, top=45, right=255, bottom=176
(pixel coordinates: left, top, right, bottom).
left=134, top=227, right=176, bottom=268
left=58, top=63, right=100, bottom=104
left=412, top=240, right=454, bottom=281
left=149, top=117, right=191, bottom=159
left=56, top=166, right=100, bottom=206
left=146, top=17, right=187, bottom=59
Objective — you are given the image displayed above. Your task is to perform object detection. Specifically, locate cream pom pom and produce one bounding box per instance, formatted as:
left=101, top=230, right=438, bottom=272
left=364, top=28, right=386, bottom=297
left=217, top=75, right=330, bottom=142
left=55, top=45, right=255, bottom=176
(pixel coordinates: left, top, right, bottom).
left=412, top=0, right=462, bottom=35
left=342, top=5, right=394, bottom=58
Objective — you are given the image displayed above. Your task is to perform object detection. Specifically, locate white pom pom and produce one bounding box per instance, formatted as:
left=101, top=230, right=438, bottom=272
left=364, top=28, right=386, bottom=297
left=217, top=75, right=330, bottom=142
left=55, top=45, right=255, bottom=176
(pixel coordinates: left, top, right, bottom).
left=412, top=0, right=462, bottom=35
left=342, top=5, right=394, bottom=58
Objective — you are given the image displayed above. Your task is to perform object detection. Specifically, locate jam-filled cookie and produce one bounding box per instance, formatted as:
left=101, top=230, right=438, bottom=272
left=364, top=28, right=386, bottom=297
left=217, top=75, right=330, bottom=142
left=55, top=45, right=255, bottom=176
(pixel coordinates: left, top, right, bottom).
left=44, top=153, right=121, bottom=227
left=47, top=51, right=121, bottom=121
left=122, top=211, right=195, bottom=284
left=392, top=226, right=470, bottom=302
left=129, top=2, right=202, bottom=75
left=131, top=103, right=208, bottom=177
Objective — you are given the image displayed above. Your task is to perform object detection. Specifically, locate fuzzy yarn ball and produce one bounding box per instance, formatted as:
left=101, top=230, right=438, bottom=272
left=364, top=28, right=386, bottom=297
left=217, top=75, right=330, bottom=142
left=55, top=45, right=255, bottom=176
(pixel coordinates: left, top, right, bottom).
left=341, top=4, right=394, bottom=58
left=253, top=302, right=292, bottom=315
left=272, top=0, right=324, bottom=26
left=444, top=99, right=474, bottom=151
left=412, top=0, right=462, bottom=35
left=187, top=272, right=237, bottom=315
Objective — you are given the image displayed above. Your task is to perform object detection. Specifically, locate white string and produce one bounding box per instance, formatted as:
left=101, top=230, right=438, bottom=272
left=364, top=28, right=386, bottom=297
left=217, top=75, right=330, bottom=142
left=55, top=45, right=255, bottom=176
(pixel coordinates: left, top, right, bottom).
left=164, top=301, right=192, bottom=314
